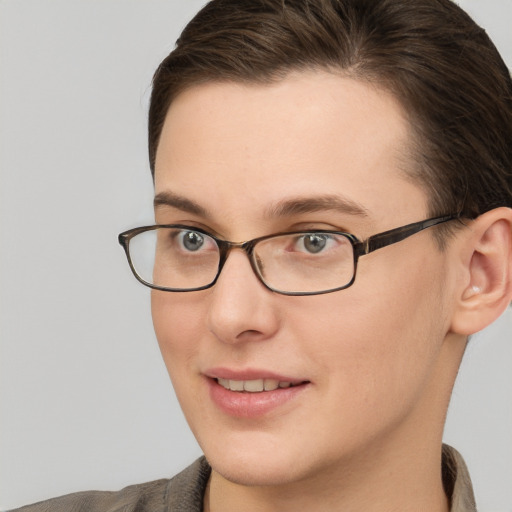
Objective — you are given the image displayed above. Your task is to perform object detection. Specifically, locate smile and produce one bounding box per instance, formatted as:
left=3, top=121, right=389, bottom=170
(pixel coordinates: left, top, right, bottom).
left=216, top=378, right=297, bottom=392
left=207, top=374, right=310, bottom=418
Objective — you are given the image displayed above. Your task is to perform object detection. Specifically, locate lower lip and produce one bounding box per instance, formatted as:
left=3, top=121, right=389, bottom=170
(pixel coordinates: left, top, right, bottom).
left=207, top=378, right=309, bottom=418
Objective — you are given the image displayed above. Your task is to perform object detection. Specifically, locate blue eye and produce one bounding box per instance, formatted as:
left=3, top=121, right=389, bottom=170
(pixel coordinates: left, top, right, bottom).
left=300, top=234, right=329, bottom=253
left=180, top=231, right=205, bottom=251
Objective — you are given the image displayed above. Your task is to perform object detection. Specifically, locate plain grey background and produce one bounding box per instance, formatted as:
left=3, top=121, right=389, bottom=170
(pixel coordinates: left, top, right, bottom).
left=0, top=1, right=511, bottom=510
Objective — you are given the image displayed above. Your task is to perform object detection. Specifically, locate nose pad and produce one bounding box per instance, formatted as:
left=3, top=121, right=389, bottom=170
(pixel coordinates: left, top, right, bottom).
left=206, top=249, right=279, bottom=344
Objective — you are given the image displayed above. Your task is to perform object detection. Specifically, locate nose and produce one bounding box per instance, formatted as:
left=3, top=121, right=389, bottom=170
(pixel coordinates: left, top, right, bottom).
left=206, top=249, right=280, bottom=344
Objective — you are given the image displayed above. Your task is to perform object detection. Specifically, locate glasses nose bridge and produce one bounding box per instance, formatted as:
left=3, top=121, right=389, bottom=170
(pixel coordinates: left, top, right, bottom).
left=216, top=238, right=260, bottom=280
left=219, top=237, right=256, bottom=256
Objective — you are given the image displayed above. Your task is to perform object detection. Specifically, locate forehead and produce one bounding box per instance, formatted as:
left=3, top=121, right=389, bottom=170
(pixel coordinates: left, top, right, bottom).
left=154, top=71, right=428, bottom=232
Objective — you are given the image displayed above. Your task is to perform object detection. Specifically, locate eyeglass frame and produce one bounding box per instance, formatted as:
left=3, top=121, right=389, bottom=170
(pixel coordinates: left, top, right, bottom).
left=118, top=213, right=460, bottom=296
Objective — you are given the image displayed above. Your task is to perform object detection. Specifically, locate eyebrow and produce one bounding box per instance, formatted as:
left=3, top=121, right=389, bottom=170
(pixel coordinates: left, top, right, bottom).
left=265, top=194, right=370, bottom=219
left=154, top=191, right=209, bottom=217
left=154, top=191, right=370, bottom=221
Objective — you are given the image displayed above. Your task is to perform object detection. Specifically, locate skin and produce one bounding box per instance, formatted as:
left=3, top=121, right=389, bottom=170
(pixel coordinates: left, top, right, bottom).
left=151, top=71, right=486, bottom=512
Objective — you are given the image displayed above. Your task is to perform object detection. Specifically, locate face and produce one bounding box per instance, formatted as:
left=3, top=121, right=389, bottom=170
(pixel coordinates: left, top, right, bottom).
left=152, top=72, right=455, bottom=487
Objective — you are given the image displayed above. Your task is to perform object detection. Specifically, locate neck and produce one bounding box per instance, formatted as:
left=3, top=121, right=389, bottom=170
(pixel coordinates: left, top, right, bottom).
left=205, top=431, right=451, bottom=512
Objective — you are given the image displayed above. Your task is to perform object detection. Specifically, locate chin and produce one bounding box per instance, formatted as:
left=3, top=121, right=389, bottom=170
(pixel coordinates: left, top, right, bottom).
left=196, top=429, right=305, bottom=486
left=199, top=427, right=345, bottom=489
left=209, top=452, right=306, bottom=487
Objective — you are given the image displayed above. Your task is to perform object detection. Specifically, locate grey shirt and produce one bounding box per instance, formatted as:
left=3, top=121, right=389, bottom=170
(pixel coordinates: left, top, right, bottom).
left=10, top=444, right=476, bottom=512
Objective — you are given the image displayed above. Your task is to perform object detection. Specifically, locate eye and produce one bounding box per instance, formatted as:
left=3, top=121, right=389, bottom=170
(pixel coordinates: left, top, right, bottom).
left=297, top=233, right=332, bottom=254
left=179, top=230, right=206, bottom=252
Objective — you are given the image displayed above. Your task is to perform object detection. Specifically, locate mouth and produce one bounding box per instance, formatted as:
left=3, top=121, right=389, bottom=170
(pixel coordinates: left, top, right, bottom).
left=206, top=372, right=310, bottom=418
left=216, top=378, right=305, bottom=392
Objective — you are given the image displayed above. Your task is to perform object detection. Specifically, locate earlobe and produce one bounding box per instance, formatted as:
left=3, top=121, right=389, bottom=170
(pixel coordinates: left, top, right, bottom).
left=450, top=207, right=512, bottom=336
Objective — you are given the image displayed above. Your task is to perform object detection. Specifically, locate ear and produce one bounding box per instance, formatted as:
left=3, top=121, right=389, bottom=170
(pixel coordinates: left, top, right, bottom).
left=450, top=207, right=512, bottom=336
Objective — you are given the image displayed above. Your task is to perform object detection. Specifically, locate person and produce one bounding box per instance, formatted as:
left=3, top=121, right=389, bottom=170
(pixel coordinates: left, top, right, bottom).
left=12, top=0, right=511, bottom=511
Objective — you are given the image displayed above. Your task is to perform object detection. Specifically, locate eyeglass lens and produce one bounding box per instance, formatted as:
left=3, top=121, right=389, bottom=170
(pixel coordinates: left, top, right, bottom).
left=127, top=227, right=355, bottom=293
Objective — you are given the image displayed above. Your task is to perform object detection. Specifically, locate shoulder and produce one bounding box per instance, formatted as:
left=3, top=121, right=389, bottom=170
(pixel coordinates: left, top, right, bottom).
left=10, top=479, right=170, bottom=512
left=9, top=457, right=211, bottom=512
left=442, top=444, right=477, bottom=512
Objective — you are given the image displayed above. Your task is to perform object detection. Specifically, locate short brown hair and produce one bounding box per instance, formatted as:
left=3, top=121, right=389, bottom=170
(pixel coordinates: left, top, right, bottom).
left=148, top=0, right=512, bottom=223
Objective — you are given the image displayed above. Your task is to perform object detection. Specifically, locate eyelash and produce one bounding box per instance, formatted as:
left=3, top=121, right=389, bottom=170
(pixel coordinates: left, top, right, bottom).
left=158, top=219, right=220, bottom=236
left=157, top=220, right=354, bottom=242
left=287, top=221, right=350, bottom=233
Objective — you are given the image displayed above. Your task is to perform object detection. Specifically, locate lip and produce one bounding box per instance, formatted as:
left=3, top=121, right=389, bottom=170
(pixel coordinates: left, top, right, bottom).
left=206, top=367, right=306, bottom=384
left=205, top=367, right=310, bottom=418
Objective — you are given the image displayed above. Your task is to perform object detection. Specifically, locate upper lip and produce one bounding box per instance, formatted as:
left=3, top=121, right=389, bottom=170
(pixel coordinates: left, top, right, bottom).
left=204, top=367, right=308, bottom=385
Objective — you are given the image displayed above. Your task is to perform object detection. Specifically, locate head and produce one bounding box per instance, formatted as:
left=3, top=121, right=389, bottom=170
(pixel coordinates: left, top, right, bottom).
left=149, top=0, right=512, bottom=228
left=142, top=0, right=512, bottom=493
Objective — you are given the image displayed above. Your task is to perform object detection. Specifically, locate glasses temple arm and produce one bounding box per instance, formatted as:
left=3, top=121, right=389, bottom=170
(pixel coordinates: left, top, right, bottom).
left=356, top=214, right=459, bottom=256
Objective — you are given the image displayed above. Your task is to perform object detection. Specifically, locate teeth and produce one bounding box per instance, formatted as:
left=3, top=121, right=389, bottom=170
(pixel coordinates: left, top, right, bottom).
left=218, top=378, right=230, bottom=389
left=244, top=379, right=264, bottom=392
left=217, top=378, right=295, bottom=392
left=264, top=379, right=279, bottom=391
left=230, top=379, right=244, bottom=391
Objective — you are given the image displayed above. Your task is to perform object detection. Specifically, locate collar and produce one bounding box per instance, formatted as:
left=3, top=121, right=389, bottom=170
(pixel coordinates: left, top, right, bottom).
left=442, top=444, right=477, bottom=511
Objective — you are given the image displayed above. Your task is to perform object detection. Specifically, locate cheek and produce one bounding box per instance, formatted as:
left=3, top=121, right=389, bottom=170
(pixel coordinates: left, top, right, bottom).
left=293, top=250, right=449, bottom=417
left=151, top=291, right=206, bottom=378
left=349, top=243, right=448, bottom=346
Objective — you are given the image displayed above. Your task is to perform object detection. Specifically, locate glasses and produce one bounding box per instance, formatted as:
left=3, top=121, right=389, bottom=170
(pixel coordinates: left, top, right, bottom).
left=118, top=214, right=458, bottom=296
